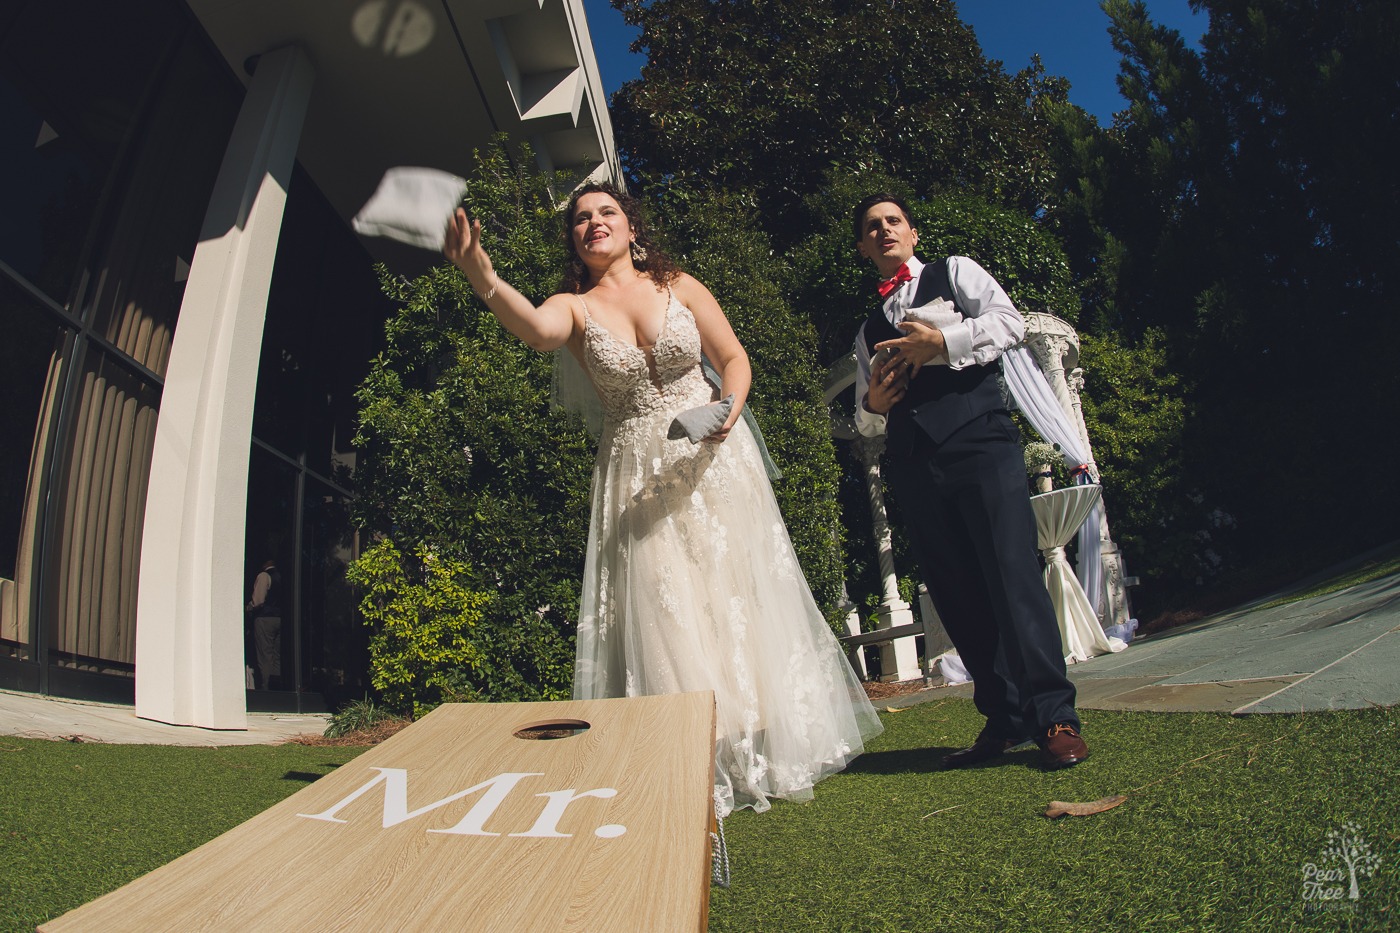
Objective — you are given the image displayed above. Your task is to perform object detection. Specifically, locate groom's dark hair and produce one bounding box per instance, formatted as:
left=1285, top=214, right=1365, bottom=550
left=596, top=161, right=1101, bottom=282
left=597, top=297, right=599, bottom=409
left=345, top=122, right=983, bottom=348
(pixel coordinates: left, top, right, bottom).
left=852, top=193, right=914, bottom=244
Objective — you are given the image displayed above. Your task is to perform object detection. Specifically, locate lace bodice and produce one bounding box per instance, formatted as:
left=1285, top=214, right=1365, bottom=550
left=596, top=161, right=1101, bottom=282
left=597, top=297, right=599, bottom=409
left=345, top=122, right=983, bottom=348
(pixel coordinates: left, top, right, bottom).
left=581, top=290, right=713, bottom=427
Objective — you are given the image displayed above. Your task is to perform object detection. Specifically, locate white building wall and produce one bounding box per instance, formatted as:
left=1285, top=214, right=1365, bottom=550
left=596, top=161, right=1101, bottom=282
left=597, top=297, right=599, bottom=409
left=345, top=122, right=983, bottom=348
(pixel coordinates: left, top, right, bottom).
left=134, top=47, right=315, bottom=729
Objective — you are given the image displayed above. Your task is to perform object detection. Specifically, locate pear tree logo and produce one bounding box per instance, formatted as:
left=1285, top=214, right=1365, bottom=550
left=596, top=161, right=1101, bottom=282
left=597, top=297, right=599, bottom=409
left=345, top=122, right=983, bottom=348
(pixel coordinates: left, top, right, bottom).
left=1301, top=821, right=1382, bottom=908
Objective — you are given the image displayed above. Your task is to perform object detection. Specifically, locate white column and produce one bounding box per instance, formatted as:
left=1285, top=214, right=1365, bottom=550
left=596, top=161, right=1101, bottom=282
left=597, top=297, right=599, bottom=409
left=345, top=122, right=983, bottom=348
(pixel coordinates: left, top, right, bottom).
left=134, top=47, right=315, bottom=728
left=852, top=435, right=921, bottom=683
left=1068, top=368, right=1133, bottom=629
left=1066, top=368, right=1094, bottom=474
left=1029, top=331, right=1076, bottom=423
left=838, top=584, right=868, bottom=680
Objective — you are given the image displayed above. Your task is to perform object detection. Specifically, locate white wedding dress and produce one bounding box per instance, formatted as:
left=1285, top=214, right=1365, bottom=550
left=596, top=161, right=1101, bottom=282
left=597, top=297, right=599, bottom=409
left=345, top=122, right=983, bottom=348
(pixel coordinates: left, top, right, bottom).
left=571, top=288, right=883, bottom=816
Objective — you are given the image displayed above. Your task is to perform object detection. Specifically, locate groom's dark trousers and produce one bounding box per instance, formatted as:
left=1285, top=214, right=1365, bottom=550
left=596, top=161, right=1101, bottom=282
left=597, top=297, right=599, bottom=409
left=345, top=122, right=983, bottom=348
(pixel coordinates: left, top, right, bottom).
left=866, top=260, right=1077, bottom=739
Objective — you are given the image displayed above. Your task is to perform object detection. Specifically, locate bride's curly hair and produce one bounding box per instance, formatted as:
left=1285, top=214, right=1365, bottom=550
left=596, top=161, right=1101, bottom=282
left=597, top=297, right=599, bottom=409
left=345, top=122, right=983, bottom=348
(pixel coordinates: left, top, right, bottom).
left=560, top=182, right=681, bottom=293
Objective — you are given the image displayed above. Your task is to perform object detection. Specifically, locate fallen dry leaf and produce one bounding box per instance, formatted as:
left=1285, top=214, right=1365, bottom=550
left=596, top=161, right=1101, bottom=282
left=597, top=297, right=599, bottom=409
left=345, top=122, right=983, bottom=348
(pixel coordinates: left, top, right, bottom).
left=1043, top=795, right=1128, bottom=819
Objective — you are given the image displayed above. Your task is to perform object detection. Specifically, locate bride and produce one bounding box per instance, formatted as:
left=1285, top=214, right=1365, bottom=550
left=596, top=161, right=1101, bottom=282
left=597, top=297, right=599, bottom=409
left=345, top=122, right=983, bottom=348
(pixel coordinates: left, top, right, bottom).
left=444, top=182, right=882, bottom=816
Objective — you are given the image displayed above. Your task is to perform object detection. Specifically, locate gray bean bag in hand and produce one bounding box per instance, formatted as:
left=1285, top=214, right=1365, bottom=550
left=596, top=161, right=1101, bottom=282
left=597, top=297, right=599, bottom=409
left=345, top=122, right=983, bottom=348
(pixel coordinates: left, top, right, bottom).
left=668, top=395, right=734, bottom=443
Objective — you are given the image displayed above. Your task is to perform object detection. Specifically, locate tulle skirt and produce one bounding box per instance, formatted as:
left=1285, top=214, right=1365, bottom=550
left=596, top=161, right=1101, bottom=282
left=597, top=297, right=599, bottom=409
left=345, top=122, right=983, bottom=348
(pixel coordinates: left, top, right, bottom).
left=573, top=393, right=883, bottom=816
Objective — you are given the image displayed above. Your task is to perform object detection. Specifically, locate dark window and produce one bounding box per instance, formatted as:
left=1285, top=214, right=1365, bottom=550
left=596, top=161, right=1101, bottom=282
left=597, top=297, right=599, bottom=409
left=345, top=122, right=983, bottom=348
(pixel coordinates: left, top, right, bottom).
left=0, top=0, right=241, bottom=696
left=300, top=478, right=370, bottom=707
left=0, top=0, right=184, bottom=309
left=246, top=165, right=388, bottom=706
left=254, top=164, right=387, bottom=478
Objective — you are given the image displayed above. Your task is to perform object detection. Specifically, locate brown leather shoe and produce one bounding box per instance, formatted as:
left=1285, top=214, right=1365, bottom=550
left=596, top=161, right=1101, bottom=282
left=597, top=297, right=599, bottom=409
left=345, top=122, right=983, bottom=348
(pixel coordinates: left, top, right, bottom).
left=1040, top=723, right=1089, bottom=769
left=942, top=732, right=1022, bottom=769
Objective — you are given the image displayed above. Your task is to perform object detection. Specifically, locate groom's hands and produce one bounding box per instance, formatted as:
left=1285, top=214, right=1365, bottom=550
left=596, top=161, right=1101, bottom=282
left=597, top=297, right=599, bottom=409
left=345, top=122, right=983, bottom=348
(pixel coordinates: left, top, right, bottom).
left=863, top=350, right=911, bottom=415
left=875, top=320, right=946, bottom=376
left=864, top=317, right=946, bottom=414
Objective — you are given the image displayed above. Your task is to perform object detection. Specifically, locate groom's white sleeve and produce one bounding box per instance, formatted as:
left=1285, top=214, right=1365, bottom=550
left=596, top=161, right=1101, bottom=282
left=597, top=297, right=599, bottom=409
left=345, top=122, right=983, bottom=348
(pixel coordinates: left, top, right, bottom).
left=853, top=323, right=887, bottom=437
left=941, top=256, right=1025, bottom=369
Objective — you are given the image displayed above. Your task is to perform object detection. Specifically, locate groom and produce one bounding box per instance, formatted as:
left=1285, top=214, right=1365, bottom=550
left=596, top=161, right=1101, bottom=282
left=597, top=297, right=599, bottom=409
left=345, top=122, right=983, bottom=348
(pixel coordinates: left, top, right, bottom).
left=851, top=193, right=1088, bottom=770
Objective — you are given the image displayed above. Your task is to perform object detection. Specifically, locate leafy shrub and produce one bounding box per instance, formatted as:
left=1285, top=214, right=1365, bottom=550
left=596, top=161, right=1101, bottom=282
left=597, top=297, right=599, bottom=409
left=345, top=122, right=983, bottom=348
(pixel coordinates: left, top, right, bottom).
left=351, top=137, right=591, bottom=706
left=324, top=696, right=407, bottom=738
left=347, top=540, right=493, bottom=718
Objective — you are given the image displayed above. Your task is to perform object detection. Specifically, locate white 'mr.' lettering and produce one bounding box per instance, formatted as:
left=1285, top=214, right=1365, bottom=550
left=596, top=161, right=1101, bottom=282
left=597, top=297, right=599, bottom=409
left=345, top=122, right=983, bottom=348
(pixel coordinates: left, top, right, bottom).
left=297, top=768, right=543, bottom=835
left=509, top=787, right=619, bottom=838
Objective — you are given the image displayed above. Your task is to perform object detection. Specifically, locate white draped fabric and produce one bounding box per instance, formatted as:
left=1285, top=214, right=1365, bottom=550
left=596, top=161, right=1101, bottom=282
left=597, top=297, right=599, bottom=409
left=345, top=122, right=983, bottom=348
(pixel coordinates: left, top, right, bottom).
left=1001, top=346, right=1105, bottom=616
left=1030, top=486, right=1126, bottom=662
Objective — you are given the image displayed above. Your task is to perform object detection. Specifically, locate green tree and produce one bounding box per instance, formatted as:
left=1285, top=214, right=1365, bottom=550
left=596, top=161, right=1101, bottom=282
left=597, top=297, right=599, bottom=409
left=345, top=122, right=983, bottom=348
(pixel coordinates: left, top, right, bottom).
left=1043, top=0, right=1223, bottom=336
left=610, top=0, right=1064, bottom=242
left=1046, top=0, right=1400, bottom=593
left=606, top=0, right=1216, bottom=615
left=1188, top=0, right=1400, bottom=560
left=347, top=540, right=492, bottom=717
left=1075, top=329, right=1223, bottom=601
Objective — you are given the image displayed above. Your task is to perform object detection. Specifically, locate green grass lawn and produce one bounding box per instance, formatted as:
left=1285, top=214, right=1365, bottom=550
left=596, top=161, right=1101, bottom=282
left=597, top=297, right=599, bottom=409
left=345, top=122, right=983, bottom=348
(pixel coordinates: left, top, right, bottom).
left=3, top=700, right=1396, bottom=932
left=711, top=700, right=1398, bottom=932
left=1250, top=553, right=1400, bottom=612
left=0, top=741, right=364, bottom=933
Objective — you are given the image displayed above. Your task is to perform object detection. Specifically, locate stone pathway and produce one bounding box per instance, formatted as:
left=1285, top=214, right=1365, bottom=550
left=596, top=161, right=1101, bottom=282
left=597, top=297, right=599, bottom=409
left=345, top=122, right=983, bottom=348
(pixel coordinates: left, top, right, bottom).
left=876, top=556, right=1400, bottom=716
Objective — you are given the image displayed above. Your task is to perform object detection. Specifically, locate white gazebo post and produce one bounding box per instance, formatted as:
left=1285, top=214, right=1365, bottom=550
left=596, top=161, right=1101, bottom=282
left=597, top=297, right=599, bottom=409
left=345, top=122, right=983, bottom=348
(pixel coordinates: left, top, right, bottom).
left=851, top=434, right=921, bottom=682
left=837, top=583, right=868, bottom=680
left=1068, top=367, right=1134, bottom=629
left=824, top=355, right=923, bottom=683
left=1023, top=314, right=1080, bottom=432
left=1023, top=313, right=1132, bottom=630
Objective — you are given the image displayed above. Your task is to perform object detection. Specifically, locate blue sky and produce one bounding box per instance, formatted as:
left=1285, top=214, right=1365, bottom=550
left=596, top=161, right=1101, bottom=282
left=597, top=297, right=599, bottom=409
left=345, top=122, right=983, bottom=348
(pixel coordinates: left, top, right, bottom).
left=581, top=0, right=1207, bottom=125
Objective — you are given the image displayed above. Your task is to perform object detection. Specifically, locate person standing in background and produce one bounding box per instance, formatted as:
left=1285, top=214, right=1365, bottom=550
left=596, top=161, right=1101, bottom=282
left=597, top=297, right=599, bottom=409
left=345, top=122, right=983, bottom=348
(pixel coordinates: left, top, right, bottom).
left=246, top=558, right=283, bottom=690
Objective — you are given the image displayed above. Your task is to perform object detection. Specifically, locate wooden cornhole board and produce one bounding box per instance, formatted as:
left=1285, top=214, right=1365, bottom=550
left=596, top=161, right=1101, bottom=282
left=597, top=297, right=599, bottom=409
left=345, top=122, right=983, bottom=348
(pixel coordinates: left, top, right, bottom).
left=40, top=692, right=716, bottom=933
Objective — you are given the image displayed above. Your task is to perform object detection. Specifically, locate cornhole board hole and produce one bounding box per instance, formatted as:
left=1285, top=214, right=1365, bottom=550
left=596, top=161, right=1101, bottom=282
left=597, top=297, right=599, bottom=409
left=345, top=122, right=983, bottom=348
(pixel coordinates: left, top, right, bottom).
left=40, top=691, right=716, bottom=933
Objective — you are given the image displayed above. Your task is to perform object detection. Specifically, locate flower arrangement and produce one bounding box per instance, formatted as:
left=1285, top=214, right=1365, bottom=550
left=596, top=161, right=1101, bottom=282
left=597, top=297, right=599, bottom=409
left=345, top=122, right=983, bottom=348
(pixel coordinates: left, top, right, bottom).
left=1023, top=441, right=1061, bottom=478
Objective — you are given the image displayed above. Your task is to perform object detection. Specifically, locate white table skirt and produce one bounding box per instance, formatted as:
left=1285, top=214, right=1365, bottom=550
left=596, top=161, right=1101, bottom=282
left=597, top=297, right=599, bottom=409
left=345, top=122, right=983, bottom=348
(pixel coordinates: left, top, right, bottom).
left=1030, top=485, right=1126, bottom=663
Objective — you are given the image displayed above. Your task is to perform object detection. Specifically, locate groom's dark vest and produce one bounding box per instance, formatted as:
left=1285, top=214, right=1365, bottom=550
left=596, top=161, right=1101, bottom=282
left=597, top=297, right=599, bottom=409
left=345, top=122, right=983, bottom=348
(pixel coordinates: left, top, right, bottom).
left=864, top=257, right=1005, bottom=448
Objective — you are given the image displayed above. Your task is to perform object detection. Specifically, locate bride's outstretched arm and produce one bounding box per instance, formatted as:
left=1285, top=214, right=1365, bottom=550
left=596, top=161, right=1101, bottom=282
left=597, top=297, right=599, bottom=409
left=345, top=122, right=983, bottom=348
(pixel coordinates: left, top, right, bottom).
left=677, top=273, right=751, bottom=442
left=443, top=207, right=575, bottom=352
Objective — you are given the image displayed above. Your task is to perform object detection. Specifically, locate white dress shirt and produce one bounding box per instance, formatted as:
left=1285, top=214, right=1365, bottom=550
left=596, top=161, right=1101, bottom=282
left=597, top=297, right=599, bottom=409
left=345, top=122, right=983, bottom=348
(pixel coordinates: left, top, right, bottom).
left=853, top=255, right=1025, bottom=437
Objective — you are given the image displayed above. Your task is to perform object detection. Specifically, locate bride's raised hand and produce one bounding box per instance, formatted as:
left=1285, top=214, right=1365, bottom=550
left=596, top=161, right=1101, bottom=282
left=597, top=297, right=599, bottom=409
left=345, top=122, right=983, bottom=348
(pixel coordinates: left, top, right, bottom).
left=444, top=207, right=492, bottom=283
left=440, top=208, right=572, bottom=351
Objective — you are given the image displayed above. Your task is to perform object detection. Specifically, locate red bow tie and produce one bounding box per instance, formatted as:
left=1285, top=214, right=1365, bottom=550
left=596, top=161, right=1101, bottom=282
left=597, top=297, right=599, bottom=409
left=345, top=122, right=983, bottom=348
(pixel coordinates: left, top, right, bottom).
left=877, top=263, right=912, bottom=298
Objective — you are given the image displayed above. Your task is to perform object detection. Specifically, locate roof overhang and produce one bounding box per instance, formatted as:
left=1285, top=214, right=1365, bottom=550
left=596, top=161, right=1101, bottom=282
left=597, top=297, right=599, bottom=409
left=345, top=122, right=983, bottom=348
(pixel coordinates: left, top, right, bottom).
left=187, top=0, right=619, bottom=267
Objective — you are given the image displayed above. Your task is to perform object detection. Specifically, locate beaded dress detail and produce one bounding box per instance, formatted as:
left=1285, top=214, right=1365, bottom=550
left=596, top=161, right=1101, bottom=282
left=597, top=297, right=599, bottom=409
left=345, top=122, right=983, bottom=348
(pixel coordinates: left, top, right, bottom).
left=572, top=288, right=882, bottom=816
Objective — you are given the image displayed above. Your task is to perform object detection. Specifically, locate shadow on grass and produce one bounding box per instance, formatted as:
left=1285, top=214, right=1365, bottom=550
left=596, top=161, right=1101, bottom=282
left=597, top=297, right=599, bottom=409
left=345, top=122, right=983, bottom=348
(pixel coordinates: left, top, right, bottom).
left=842, top=746, right=952, bottom=775
left=846, top=744, right=1048, bottom=775
left=281, top=770, right=330, bottom=783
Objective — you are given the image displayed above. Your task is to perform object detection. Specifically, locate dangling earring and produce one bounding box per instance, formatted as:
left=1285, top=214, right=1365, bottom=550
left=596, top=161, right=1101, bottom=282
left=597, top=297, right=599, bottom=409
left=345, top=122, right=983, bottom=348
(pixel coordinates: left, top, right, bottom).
left=631, top=241, right=648, bottom=262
